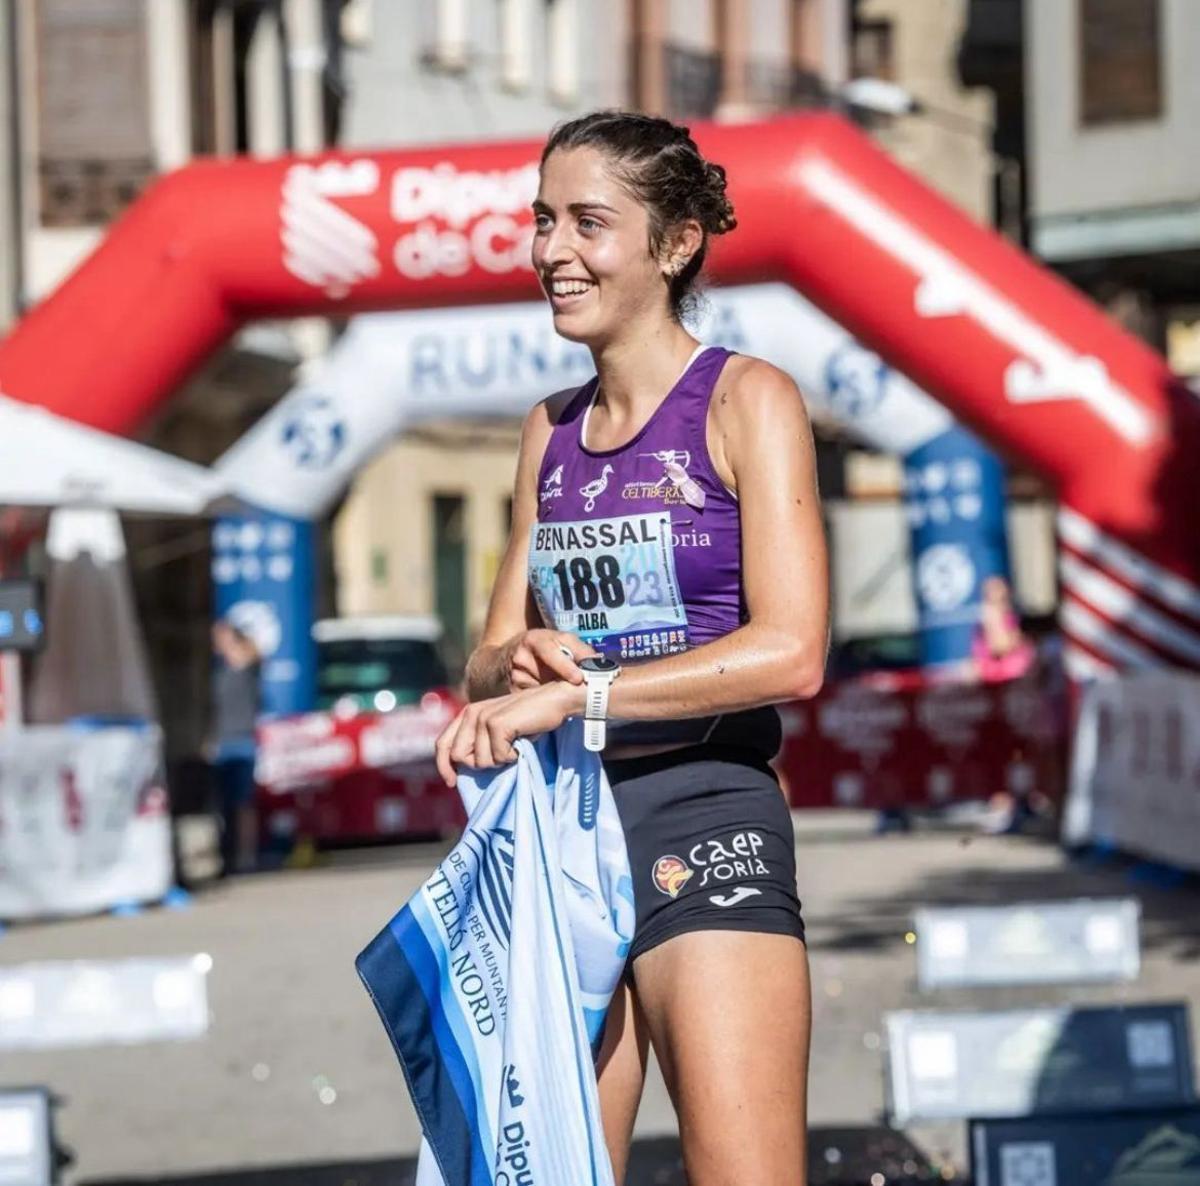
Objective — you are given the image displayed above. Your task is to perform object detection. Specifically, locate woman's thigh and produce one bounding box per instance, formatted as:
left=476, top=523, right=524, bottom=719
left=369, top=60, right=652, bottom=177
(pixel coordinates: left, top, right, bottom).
left=596, top=977, right=651, bottom=1186
left=632, top=930, right=811, bottom=1186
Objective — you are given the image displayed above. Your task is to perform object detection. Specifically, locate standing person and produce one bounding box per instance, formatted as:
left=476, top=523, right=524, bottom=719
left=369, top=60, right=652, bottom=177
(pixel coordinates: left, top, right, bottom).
left=971, top=576, right=1038, bottom=833
left=971, top=574, right=1035, bottom=683
left=209, top=618, right=262, bottom=876
left=435, top=111, right=828, bottom=1185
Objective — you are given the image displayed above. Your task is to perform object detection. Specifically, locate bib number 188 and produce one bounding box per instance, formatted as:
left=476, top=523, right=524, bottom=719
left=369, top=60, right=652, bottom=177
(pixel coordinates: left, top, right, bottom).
left=551, top=555, right=625, bottom=612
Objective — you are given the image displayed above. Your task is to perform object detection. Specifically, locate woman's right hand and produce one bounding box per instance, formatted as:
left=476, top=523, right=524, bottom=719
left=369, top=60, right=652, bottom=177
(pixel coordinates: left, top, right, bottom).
left=500, top=629, right=598, bottom=691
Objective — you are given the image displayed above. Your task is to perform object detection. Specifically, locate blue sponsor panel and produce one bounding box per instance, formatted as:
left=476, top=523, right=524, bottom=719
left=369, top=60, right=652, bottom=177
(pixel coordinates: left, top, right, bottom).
left=211, top=510, right=315, bottom=717
left=902, top=426, right=1011, bottom=667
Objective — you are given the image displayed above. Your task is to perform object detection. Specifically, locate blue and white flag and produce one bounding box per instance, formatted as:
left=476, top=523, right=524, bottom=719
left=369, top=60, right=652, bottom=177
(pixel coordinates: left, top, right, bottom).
left=357, top=720, right=635, bottom=1186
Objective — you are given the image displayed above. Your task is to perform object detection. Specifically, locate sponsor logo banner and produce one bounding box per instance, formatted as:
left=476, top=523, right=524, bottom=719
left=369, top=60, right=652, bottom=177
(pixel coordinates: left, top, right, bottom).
left=0, top=725, right=170, bottom=919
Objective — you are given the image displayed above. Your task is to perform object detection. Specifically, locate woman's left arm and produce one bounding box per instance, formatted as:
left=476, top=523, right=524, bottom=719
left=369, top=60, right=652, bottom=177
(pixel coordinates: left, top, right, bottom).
left=436, top=361, right=828, bottom=782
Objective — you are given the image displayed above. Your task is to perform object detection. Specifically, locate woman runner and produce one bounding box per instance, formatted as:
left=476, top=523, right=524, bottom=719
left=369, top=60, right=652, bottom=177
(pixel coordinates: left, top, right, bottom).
left=435, top=110, right=829, bottom=1186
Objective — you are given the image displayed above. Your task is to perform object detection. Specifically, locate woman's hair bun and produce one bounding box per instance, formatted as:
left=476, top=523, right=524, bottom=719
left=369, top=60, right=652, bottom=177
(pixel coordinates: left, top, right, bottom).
left=700, top=160, right=737, bottom=236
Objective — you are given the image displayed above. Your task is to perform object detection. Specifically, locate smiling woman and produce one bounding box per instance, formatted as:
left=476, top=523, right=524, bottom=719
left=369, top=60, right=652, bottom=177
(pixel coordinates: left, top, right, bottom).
left=437, top=109, right=828, bottom=1186
left=530, top=112, right=737, bottom=338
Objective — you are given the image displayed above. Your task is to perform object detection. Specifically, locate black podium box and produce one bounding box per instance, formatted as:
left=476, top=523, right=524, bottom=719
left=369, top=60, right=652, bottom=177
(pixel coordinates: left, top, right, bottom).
left=971, top=1106, right=1200, bottom=1186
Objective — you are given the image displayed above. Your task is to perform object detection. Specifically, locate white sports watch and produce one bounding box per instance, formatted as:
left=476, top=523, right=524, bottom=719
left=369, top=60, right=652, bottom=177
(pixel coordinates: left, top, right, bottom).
left=578, top=657, right=621, bottom=752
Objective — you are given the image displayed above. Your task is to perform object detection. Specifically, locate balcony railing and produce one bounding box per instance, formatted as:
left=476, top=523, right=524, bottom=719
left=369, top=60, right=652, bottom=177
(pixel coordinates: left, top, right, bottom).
left=663, top=43, right=830, bottom=119
left=39, top=157, right=156, bottom=227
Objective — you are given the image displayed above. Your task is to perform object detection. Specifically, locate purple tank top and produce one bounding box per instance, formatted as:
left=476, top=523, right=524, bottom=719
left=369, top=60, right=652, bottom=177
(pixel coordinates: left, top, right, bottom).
left=529, top=345, right=742, bottom=661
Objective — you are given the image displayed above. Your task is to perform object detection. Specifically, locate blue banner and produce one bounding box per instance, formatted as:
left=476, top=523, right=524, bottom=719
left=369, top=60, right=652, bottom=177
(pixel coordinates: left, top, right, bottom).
left=902, top=427, right=1011, bottom=667
left=211, top=509, right=315, bottom=717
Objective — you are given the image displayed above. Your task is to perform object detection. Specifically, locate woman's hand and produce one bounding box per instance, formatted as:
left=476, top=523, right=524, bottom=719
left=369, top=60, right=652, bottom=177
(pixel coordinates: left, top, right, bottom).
left=435, top=680, right=584, bottom=786
left=500, top=628, right=597, bottom=691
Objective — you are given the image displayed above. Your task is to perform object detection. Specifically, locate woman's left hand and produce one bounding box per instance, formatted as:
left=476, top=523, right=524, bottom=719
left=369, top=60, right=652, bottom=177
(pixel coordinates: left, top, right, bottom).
left=435, top=680, right=582, bottom=787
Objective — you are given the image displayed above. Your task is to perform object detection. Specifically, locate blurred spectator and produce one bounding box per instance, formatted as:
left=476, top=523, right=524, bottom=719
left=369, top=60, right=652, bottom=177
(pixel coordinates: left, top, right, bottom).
left=971, top=575, right=1035, bottom=683
left=208, top=619, right=261, bottom=875
left=972, top=577, right=1037, bottom=833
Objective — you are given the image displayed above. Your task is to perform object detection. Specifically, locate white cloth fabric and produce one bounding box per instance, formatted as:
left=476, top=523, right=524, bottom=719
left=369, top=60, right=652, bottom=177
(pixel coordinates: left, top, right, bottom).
left=357, top=720, right=635, bottom=1186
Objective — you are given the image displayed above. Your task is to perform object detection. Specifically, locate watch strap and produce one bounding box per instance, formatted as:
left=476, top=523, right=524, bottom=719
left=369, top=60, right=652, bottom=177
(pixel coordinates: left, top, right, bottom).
left=581, top=667, right=615, bottom=752
left=584, top=675, right=610, bottom=721
left=583, top=716, right=607, bottom=752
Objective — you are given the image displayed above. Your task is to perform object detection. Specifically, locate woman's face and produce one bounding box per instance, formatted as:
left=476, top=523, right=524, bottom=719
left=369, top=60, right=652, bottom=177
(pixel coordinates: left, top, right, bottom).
left=531, top=147, right=668, bottom=345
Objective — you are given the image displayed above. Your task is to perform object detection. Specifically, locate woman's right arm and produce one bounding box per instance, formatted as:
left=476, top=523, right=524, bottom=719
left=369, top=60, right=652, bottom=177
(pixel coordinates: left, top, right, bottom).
left=463, top=392, right=595, bottom=701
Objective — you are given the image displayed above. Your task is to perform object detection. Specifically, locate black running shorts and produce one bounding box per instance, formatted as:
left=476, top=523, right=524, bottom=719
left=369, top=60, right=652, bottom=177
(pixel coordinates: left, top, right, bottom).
left=603, top=743, right=806, bottom=964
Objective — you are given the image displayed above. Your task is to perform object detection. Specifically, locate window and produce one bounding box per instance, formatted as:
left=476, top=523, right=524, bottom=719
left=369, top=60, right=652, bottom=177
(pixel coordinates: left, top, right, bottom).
left=664, top=43, right=722, bottom=119
left=316, top=638, right=450, bottom=712
left=851, top=19, right=894, bottom=82
left=190, top=1, right=288, bottom=158
left=1079, top=0, right=1162, bottom=125
left=35, top=0, right=155, bottom=226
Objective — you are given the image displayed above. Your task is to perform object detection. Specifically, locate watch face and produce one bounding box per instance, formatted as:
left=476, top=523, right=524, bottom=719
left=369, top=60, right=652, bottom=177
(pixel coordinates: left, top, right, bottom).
left=580, top=657, right=619, bottom=674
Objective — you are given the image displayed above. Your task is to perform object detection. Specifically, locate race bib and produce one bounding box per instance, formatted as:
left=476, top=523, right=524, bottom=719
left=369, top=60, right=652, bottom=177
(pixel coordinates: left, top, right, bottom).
left=529, top=512, right=690, bottom=660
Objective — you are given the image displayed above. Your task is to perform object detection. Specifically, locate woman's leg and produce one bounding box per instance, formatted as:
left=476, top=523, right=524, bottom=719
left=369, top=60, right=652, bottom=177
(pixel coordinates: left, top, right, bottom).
left=633, top=930, right=811, bottom=1186
left=597, top=977, right=651, bottom=1185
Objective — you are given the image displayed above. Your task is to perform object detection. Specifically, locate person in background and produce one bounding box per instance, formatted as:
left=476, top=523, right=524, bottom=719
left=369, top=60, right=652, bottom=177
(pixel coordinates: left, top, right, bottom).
left=971, top=575, right=1035, bottom=683
left=971, top=576, right=1038, bottom=833
left=208, top=619, right=262, bottom=875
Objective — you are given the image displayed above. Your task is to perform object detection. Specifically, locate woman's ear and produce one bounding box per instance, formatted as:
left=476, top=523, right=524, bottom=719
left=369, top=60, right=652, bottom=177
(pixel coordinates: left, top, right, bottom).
left=660, top=219, right=704, bottom=277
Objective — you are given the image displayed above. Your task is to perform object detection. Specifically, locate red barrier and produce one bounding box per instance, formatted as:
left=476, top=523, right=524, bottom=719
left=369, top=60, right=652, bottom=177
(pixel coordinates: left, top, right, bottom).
left=255, top=702, right=465, bottom=843
left=2, top=113, right=1196, bottom=672
left=255, top=671, right=1062, bottom=843
left=774, top=673, right=1063, bottom=811
left=259, top=764, right=465, bottom=846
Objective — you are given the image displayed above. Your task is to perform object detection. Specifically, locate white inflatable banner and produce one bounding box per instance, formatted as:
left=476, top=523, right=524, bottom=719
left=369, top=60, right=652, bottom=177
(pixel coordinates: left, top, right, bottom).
left=1064, top=669, right=1200, bottom=871
left=0, top=725, right=172, bottom=919
left=219, top=284, right=951, bottom=518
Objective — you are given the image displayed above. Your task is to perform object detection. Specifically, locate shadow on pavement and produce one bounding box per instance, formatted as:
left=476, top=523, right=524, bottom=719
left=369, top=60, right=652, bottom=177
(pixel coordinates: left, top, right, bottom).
left=79, top=1125, right=954, bottom=1186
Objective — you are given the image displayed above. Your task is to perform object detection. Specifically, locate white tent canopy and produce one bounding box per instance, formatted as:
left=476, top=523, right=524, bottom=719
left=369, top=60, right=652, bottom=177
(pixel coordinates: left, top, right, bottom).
left=0, top=394, right=231, bottom=516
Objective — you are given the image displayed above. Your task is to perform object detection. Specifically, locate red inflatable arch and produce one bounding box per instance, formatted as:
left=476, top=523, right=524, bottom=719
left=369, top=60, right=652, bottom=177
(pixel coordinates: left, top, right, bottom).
left=2, top=113, right=1197, bottom=676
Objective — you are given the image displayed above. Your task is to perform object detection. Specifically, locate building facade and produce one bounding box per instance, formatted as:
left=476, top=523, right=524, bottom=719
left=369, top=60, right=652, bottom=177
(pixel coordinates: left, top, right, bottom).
left=1024, top=0, right=1200, bottom=371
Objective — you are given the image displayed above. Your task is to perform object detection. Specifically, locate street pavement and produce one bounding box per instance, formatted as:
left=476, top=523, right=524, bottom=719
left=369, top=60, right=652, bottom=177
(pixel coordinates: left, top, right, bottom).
left=3, top=811, right=1199, bottom=1185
